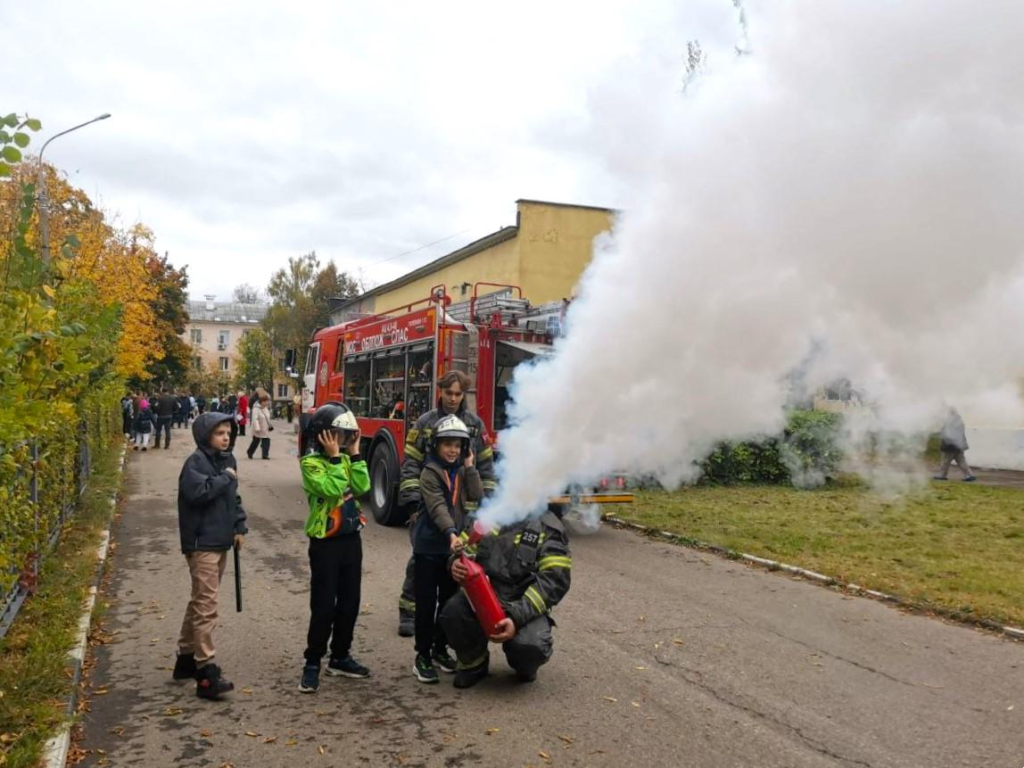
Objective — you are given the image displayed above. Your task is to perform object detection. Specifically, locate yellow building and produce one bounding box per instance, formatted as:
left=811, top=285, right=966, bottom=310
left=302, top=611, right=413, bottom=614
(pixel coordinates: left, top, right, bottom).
left=333, top=199, right=615, bottom=321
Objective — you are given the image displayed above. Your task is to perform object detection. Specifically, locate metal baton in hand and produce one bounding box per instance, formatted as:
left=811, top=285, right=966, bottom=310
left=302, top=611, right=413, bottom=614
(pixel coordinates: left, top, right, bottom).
left=233, top=545, right=242, bottom=613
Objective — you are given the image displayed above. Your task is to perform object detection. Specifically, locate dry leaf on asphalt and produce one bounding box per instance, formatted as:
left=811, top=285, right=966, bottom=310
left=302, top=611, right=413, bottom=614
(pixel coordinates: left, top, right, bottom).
left=631, top=701, right=641, bottom=708
left=318, top=744, right=327, bottom=755
left=672, top=638, right=685, bottom=646
left=245, top=731, right=259, bottom=737
left=539, top=750, right=551, bottom=760
left=200, top=729, right=213, bottom=738
left=263, top=736, right=278, bottom=743
left=635, top=666, right=647, bottom=671
left=486, top=727, right=500, bottom=735
left=557, top=734, right=573, bottom=745
left=162, top=707, right=183, bottom=716
left=285, top=739, right=299, bottom=746
left=241, top=688, right=254, bottom=694
left=603, top=696, right=618, bottom=703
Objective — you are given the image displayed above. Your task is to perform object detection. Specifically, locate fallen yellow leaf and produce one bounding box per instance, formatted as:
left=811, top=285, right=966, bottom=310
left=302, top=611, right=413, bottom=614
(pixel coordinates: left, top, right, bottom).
left=285, top=739, right=299, bottom=746
left=245, top=731, right=259, bottom=737
left=200, top=729, right=213, bottom=738
left=672, top=638, right=685, bottom=646
left=263, top=736, right=278, bottom=744
left=557, top=734, right=573, bottom=745
left=486, top=727, right=500, bottom=735
left=318, top=744, right=326, bottom=756
left=603, top=696, right=618, bottom=703
left=539, top=751, right=551, bottom=760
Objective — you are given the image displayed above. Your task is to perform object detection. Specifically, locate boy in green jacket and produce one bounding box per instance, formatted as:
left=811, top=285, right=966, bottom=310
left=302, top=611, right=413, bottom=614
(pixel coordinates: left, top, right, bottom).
left=298, top=403, right=371, bottom=693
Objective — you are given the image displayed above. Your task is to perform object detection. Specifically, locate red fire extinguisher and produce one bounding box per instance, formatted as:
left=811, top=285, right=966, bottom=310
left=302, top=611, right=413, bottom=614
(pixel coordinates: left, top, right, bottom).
left=460, top=523, right=507, bottom=636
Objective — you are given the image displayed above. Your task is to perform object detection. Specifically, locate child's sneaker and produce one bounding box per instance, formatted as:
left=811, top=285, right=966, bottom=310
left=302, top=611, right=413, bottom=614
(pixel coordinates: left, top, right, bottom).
left=326, top=655, right=370, bottom=678
left=413, top=654, right=439, bottom=684
left=172, top=652, right=197, bottom=681
left=431, top=646, right=457, bottom=674
left=195, top=663, right=234, bottom=700
left=298, top=664, right=320, bottom=693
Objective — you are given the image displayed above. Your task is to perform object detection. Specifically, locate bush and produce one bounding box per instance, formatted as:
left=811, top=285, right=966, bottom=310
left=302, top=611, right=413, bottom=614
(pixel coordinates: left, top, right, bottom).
left=699, top=409, right=843, bottom=487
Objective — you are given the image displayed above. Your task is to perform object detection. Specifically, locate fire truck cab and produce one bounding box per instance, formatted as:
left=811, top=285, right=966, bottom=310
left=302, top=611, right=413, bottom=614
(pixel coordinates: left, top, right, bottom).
left=296, top=284, right=564, bottom=526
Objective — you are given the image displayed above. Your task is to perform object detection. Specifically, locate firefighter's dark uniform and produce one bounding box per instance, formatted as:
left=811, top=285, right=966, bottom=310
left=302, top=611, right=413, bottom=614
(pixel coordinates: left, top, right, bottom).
left=397, top=405, right=496, bottom=627
left=439, top=511, right=571, bottom=679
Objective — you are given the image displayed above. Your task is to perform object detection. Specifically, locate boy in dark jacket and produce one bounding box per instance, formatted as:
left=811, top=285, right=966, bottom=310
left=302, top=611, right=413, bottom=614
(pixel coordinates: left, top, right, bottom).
left=174, top=412, right=248, bottom=700
left=132, top=403, right=155, bottom=451
left=411, top=415, right=483, bottom=684
left=298, top=403, right=371, bottom=694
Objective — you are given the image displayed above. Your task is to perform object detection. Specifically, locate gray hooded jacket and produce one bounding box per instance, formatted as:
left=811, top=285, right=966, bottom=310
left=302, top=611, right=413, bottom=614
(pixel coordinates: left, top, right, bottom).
left=177, top=412, right=248, bottom=553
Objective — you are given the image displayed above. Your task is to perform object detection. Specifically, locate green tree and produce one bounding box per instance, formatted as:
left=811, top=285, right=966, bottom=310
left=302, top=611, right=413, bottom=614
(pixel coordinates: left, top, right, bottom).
left=263, top=251, right=359, bottom=386
left=135, top=248, right=190, bottom=389
left=234, top=327, right=274, bottom=392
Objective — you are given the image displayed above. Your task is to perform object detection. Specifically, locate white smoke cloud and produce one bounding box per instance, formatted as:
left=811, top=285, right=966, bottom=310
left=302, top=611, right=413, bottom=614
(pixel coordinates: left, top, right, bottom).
left=479, top=0, right=1024, bottom=527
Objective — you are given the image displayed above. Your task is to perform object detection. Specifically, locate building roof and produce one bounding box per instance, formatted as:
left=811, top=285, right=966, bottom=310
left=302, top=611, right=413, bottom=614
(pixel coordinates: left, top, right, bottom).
left=335, top=225, right=520, bottom=311
left=333, top=199, right=617, bottom=314
left=187, top=300, right=267, bottom=324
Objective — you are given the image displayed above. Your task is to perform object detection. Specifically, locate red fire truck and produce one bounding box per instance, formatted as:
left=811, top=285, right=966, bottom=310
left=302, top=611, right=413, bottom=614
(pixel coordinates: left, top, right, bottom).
left=295, top=284, right=565, bottom=526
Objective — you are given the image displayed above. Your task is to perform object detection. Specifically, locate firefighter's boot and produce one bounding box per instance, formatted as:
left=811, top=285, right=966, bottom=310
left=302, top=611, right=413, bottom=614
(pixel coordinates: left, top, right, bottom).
left=453, top=655, right=489, bottom=689
left=398, top=609, right=415, bottom=638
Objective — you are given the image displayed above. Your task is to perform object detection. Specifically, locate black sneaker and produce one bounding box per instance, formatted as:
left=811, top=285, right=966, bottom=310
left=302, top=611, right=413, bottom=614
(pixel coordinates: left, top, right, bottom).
left=326, top=655, right=370, bottom=678
left=963, top=476, right=977, bottom=482
left=172, top=652, right=197, bottom=681
left=431, top=647, right=457, bottom=674
left=398, top=611, right=415, bottom=638
left=298, top=664, right=320, bottom=693
left=195, top=663, right=234, bottom=700
left=413, top=654, right=439, bottom=684
left=453, top=657, right=489, bottom=689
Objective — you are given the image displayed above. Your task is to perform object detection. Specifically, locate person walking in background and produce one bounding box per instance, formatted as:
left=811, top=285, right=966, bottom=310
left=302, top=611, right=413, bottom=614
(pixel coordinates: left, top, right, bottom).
left=246, top=392, right=273, bottom=460
left=934, top=407, right=976, bottom=482
left=121, top=394, right=134, bottom=438
left=236, top=391, right=249, bottom=438
left=177, top=392, right=192, bottom=428
left=224, top=395, right=239, bottom=451
left=133, top=400, right=156, bottom=451
left=154, top=389, right=178, bottom=449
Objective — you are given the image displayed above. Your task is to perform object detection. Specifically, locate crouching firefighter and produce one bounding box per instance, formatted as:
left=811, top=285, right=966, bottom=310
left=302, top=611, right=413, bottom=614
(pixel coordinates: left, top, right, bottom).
left=439, top=511, right=571, bottom=688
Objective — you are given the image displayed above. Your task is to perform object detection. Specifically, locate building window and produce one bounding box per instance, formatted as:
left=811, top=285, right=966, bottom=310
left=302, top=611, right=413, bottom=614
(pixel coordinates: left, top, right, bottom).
left=278, top=357, right=287, bottom=372
left=277, top=384, right=289, bottom=398
left=219, top=357, right=230, bottom=372
left=218, top=330, right=230, bottom=350
left=192, top=356, right=202, bottom=371
left=190, top=328, right=202, bottom=344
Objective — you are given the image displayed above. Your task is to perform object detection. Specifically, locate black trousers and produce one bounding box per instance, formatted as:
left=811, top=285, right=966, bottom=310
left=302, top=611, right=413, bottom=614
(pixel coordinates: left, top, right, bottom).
left=413, top=553, right=457, bottom=657
left=246, top=436, right=270, bottom=459
left=154, top=417, right=172, bottom=447
left=238, top=423, right=246, bottom=436
left=228, top=420, right=238, bottom=451
left=439, top=592, right=554, bottom=676
left=305, top=534, right=362, bottom=665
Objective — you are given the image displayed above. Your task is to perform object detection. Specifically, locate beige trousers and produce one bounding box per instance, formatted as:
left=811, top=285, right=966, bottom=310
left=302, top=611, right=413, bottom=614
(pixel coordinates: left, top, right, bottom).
left=178, top=550, right=228, bottom=665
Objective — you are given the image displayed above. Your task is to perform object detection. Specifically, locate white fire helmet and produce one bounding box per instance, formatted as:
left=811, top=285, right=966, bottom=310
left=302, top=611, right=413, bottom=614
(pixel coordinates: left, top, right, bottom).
left=433, top=414, right=470, bottom=444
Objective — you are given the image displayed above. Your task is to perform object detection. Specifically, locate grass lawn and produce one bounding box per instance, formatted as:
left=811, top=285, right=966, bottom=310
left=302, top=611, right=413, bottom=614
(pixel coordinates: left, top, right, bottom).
left=618, top=481, right=1024, bottom=629
left=0, top=443, right=121, bottom=768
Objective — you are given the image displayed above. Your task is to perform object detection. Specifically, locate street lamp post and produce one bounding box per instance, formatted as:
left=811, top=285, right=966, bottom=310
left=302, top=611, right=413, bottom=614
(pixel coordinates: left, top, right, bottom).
left=37, top=113, right=111, bottom=267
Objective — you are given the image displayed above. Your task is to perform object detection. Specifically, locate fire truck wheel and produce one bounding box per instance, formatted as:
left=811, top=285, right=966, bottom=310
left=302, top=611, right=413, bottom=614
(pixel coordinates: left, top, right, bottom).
left=368, top=437, right=404, bottom=526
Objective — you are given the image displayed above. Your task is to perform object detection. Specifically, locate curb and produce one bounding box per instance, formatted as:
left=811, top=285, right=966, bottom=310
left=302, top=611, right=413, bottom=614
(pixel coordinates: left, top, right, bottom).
left=42, top=446, right=125, bottom=768
left=602, top=513, right=1024, bottom=642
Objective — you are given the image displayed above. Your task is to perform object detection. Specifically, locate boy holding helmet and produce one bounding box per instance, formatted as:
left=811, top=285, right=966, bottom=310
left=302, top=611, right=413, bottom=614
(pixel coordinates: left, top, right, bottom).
left=298, top=402, right=371, bottom=693
left=411, top=414, right=483, bottom=683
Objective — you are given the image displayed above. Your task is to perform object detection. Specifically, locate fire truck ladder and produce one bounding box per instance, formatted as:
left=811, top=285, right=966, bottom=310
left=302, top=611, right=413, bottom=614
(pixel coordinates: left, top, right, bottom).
left=446, top=291, right=531, bottom=325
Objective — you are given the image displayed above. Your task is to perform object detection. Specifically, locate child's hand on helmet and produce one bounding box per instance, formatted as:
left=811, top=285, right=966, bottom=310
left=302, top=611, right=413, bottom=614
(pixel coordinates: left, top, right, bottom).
left=464, top=450, right=475, bottom=469
left=345, top=429, right=361, bottom=456
left=317, top=430, right=341, bottom=458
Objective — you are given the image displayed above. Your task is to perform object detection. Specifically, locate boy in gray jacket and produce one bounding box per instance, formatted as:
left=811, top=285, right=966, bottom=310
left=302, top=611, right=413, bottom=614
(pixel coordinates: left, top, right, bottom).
left=173, top=412, right=248, bottom=700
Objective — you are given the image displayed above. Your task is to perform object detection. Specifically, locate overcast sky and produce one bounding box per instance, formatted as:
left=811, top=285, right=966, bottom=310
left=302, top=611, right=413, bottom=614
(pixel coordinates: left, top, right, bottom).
left=2, top=1, right=730, bottom=301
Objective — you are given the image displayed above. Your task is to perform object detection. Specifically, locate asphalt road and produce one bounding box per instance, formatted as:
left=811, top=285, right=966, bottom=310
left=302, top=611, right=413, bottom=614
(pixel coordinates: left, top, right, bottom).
left=77, top=423, right=1023, bottom=767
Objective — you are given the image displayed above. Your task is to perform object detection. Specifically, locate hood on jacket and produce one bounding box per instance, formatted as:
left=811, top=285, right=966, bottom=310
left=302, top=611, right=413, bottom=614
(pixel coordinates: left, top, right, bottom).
left=192, top=412, right=234, bottom=449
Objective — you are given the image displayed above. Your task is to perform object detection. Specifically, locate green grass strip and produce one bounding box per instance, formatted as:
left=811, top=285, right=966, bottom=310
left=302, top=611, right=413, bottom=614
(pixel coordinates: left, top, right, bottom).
left=619, top=482, right=1024, bottom=629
